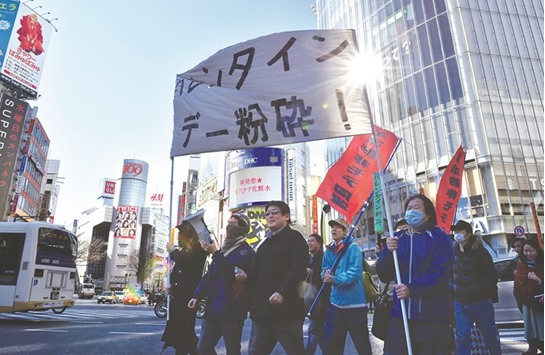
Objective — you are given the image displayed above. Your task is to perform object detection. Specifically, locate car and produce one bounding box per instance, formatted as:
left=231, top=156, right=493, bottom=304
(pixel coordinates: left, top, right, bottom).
left=137, top=291, right=148, bottom=305
left=123, top=292, right=141, bottom=305
left=493, top=257, right=523, bottom=324
left=114, top=291, right=125, bottom=303
left=97, top=291, right=116, bottom=304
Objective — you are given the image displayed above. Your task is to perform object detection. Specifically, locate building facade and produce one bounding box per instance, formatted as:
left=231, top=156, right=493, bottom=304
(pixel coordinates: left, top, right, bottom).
left=315, top=0, right=544, bottom=255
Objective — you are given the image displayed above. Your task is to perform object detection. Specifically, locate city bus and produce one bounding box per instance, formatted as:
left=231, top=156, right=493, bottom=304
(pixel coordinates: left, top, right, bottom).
left=0, top=222, right=78, bottom=313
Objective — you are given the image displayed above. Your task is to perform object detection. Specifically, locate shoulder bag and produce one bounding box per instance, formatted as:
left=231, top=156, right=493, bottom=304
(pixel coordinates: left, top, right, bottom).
left=371, top=281, right=393, bottom=341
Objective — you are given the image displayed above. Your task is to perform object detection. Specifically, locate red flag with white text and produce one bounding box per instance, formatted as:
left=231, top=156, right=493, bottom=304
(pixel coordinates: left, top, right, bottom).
left=435, top=146, right=466, bottom=232
left=316, top=126, right=400, bottom=222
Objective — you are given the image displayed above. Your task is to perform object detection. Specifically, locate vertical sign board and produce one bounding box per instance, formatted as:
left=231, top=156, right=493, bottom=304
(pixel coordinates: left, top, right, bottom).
left=0, top=93, right=27, bottom=219
left=1, top=3, right=54, bottom=98
left=373, top=173, right=383, bottom=234
left=287, top=149, right=296, bottom=222
left=0, top=0, right=20, bottom=70
left=177, top=181, right=187, bottom=226
left=312, top=195, right=318, bottom=234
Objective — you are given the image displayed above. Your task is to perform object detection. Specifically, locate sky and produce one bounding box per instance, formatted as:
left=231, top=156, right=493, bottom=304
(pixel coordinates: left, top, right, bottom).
left=28, top=0, right=318, bottom=226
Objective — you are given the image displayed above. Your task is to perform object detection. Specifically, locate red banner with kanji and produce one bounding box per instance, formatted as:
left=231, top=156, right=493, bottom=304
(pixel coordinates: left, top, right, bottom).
left=316, top=126, right=400, bottom=222
left=435, top=146, right=466, bottom=232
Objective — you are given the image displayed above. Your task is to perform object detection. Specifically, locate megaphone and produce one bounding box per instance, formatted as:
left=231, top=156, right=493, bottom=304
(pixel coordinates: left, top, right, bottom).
left=177, top=209, right=213, bottom=244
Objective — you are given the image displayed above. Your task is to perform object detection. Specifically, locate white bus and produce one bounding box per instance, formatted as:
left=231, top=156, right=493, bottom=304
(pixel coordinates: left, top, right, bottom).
left=0, top=222, right=78, bottom=313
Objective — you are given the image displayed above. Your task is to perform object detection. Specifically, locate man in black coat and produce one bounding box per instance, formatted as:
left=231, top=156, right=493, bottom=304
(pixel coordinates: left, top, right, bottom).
left=249, top=200, right=308, bottom=355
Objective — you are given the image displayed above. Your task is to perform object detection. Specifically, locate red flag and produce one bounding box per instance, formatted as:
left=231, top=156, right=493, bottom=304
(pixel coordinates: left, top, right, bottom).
left=316, top=126, right=400, bottom=222
left=435, top=146, right=466, bottom=232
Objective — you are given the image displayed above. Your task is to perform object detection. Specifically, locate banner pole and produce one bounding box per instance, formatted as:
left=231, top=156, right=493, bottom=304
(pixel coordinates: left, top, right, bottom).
left=166, top=157, right=175, bottom=322
left=363, top=88, right=413, bottom=354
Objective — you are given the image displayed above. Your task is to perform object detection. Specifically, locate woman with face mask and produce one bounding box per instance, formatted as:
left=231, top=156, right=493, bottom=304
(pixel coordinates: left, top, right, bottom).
left=451, top=220, right=501, bottom=355
left=376, top=194, right=454, bottom=355
left=187, top=213, right=256, bottom=355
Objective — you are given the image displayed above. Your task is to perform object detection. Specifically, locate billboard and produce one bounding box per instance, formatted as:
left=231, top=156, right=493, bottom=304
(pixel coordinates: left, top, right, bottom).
left=0, top=93, right=27, bottom=218
left=227, top=148, right=283, bottom=210
left=0, top=3, right=54, bottom=98
left=0, top=0, right=20, bottom=70
left=114, top=205, right=138, bottom=239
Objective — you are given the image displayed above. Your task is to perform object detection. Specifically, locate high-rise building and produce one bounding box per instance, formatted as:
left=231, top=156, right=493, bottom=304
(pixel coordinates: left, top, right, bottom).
left=315, top=0, right=543, bottom=255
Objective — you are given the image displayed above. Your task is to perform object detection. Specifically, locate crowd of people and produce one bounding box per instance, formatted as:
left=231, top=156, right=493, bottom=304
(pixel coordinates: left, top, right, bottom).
left=159, top=195, right=543, bottom=355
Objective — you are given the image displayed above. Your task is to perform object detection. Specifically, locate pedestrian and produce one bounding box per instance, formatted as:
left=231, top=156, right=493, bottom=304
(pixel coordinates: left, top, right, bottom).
left=161, top=221, right=207, bottom=355
left=187, top=213, right=255, bottom=355
left=508, top=236, right=526, bottom=312
left=450, top=219, right=501, bottom=355
left=514, top=238, right=544, bottom=355
left=376, top=194, right=454, bottom=355
left=322, top=218, right=372, bottom=355
left=248, top=200, right=308, bottom=355
left=305, top=233, right=328, bottom=355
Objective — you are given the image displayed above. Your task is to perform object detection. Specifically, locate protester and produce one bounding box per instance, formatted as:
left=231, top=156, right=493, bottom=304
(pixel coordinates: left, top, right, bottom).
left=305, top=233, right=328, bottom=354
left=508, top=236, right=526, bottom=312
left=376, top=194, right=454, bottom=354
left=248, top=200, right=308, bottom=355
left=161, top=222, right=207, bottom=355
left=514, top=238, right=544, bottom=355
left=188, top=213, right=255, bottom=355
left=322, top=218, right=372, bottom=355
left=451, top=219, right=501, bottom=355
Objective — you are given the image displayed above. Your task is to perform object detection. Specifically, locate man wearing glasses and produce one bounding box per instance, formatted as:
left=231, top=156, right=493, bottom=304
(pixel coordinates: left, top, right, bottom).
left=248, top=200, right=308, bottom=355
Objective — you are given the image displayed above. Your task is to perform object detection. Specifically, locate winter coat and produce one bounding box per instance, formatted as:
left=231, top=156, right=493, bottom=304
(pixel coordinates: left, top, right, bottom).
left=308, top=249, right=329, bottom=318
left=452, top=236, right=498, bottom=303
left=514, top=259, right=544, bottom=307
left=193, top=242, right=255, bottom=322
left=376, top=224, right=454, bottom=324
left=322, top=237, right=366, bottom=306
left=249, top=225, right=308, bottom=320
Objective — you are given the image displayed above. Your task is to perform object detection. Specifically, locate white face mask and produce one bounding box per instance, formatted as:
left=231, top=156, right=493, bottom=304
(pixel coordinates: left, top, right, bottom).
left=454, top=233, right=465, bottom=243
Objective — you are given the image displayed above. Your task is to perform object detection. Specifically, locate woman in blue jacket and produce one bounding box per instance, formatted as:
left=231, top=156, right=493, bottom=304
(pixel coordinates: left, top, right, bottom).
left=376, top=194, right=454, bottom=355
left=188, top=213, right=255, bottom=355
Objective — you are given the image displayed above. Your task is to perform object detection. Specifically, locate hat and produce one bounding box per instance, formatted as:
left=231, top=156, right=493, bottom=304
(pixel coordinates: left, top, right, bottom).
left=450, top=220, right=472, bottom=233
left=328, top=218, right=349, bottom=231
left=233, top=213, right=251, bottom=234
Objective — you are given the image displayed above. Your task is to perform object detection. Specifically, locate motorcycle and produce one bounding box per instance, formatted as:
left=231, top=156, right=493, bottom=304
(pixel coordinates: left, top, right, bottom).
left=153, top=292, right=206, bottom=319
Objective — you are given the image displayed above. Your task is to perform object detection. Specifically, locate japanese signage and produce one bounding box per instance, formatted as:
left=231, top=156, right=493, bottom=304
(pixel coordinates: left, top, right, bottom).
left=0, top=93, right=27, bottom=219
left=227, top=148, right=283, bottom=209
left=0, top=0, right=20, bottom=70
left=316, top=126, right=400, bottom=222
left=114, top=205, right=138, bottom=239
left=435, top=146, right=466, bottom=232
left=177, top=182, right=186, bottom=226
left=171, top=29, right=372, bottom=156
left=0, top=3, right=54, bottom=98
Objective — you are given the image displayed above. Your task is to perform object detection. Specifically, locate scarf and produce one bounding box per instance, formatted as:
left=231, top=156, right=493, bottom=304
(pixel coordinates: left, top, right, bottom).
left=221, top=224, right=248, bottom=255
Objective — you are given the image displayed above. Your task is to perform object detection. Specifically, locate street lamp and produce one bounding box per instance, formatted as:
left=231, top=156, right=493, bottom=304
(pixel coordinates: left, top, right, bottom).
left=124, top=273, right=130, bottom=287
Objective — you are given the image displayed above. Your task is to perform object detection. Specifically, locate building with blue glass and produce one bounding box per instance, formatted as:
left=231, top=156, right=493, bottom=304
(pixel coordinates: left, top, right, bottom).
left=315, top=0, right=543, bottom=255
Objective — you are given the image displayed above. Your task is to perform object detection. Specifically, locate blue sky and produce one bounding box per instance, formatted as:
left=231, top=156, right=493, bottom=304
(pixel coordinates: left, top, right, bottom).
left=30, top=0, right=317, bottom=225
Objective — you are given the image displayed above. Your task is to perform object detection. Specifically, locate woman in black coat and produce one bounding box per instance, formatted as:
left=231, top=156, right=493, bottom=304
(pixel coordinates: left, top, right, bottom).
left=161, top=221, right=207, bottom=355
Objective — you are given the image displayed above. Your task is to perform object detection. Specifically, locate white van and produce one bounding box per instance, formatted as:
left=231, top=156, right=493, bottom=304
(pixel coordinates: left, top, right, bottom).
left=80, top=283, right=95, bottom=299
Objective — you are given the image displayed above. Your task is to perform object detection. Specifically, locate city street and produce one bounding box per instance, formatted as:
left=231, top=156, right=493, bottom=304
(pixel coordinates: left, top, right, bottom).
left=0, top=298, right=528, bottom=354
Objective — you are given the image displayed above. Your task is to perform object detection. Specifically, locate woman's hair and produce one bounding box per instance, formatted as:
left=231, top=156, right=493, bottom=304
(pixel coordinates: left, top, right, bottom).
left=403, top=193, right=437, bottom=225
left=177, top=221, right=199, bottom=249
left=523, top=238, right=544, bottom=262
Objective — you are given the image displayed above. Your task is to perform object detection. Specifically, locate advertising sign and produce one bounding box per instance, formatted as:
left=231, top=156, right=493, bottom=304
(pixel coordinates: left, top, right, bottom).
left=98, top=178, right=116, bottom=198
left=114, top=205, right=138, bottom=239
left=0, top=93, right=27, bottom=218
left=0, top=0, right=20, bottom=69
left=121, top=159, right=148, bottom=181
left=227, top=148, right=283, bottom=209
left=0, top=3, right=53, bottom=98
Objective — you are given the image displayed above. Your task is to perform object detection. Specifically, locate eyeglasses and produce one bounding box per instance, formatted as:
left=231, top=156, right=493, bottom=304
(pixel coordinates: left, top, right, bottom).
left=265, top=209, right=280, bottom=217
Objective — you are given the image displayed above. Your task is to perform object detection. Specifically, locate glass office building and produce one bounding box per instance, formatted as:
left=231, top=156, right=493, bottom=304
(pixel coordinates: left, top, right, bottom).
left=315, top=0, right=543, bottom=254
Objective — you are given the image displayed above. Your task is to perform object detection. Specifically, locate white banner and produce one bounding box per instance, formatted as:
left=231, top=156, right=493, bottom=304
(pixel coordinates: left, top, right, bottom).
left=171, top=29, right=371, bottom=157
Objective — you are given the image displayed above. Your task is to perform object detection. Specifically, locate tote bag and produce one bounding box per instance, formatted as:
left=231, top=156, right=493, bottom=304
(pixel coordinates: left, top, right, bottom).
left=371, top=282, right=393, bottom=341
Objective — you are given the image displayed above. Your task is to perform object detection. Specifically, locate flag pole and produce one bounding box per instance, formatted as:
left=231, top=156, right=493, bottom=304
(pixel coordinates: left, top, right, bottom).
left=307, top=202, right=368, bottom=317
left=166, top=156, right=175, bottom=321
left=364, top=88, right=413, bottom=354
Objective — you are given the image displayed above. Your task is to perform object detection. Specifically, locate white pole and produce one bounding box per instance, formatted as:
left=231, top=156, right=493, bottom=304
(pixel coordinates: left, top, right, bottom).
left=364, top=88, right=413, bottom=354
left=166, top=157, right=175, bottom=321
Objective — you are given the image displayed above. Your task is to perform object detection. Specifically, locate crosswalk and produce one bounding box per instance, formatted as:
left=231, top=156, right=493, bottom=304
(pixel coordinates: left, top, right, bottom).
left=0, top=307, right=157, bottom=322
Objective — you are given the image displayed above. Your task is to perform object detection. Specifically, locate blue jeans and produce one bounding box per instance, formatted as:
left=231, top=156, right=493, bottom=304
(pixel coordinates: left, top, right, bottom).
left=305, top=316, right=326, bottom=354
left=197, top=319, right=245, bottom=355
left=454, top=299, right=501, bottom=355
left=323, top=305, right=371, bottom=354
